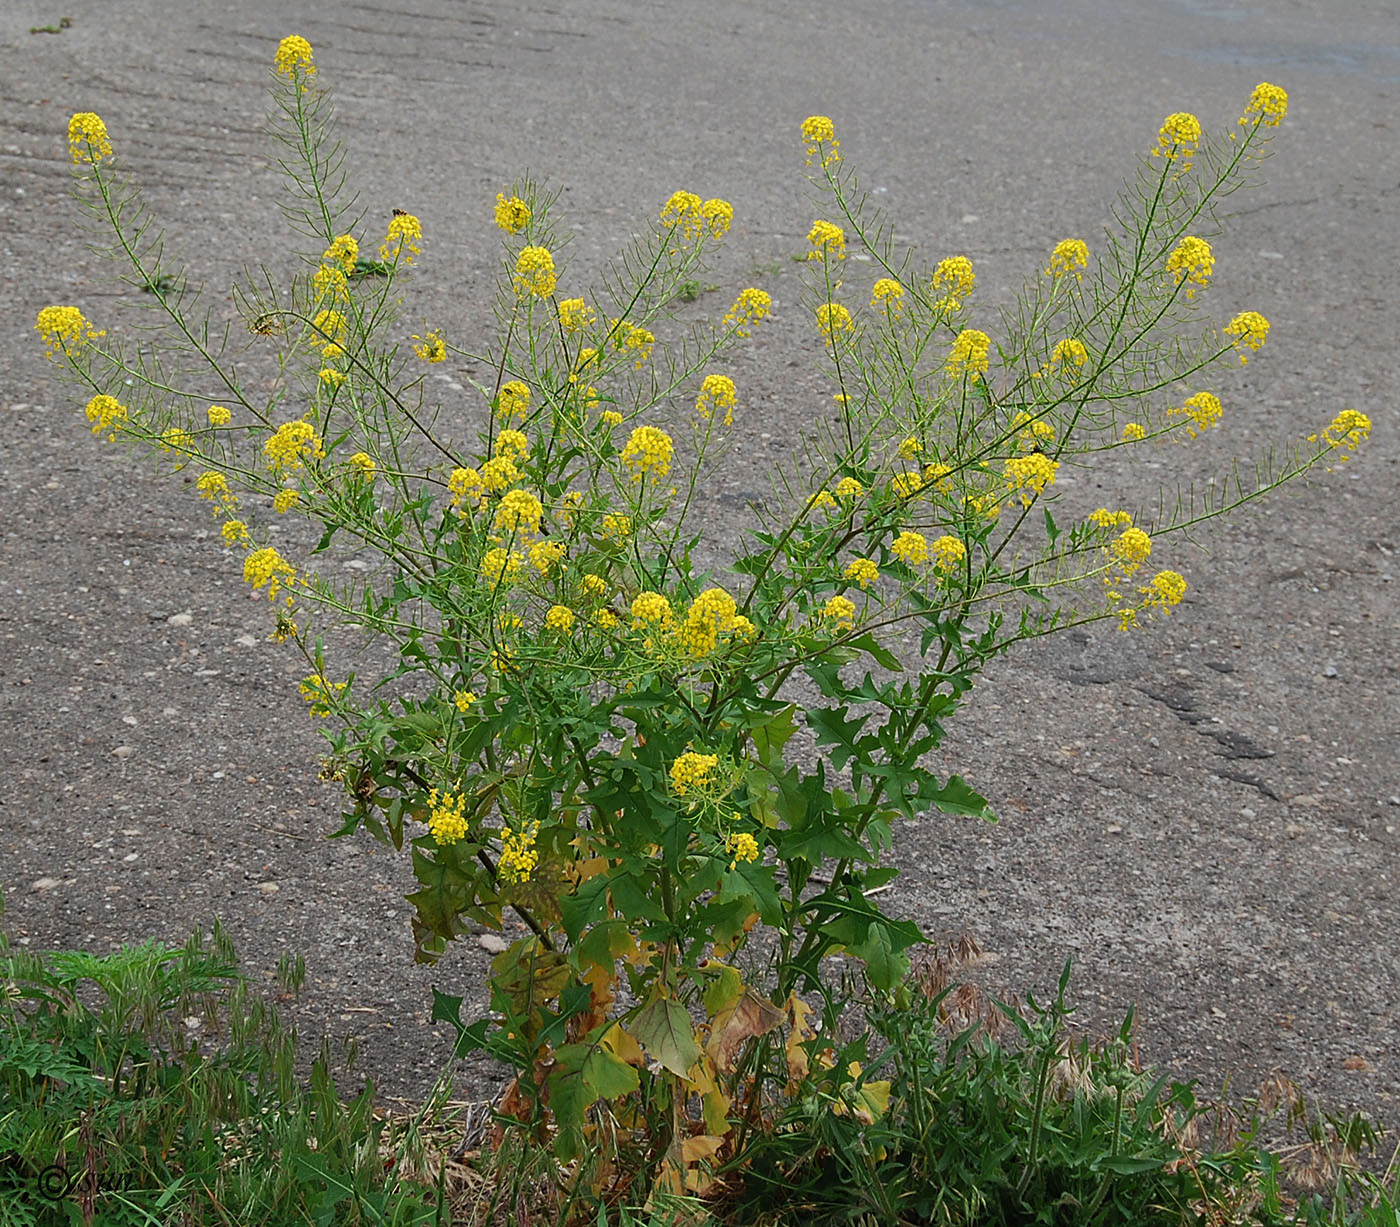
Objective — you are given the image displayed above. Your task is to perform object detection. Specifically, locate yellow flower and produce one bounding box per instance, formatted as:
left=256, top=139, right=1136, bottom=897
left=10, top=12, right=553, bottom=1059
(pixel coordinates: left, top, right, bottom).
left=844, top=557, right=879, bottom=589
left=348, top=451, right=376, bottom=480
left=811, top=490, right=839, bottom=513
left=274, top=35, right=315, bottom=78
left=670, top=751, right=719, bottom=797
left=313, top=264, right=349, bottom=301
left=932, top=256, right=975, bottom=310
left=379, top=212, right=423, bottom=265
left=592, top=609, right=620, bottom=631
left=835, top=476, right=864, bottom=499
left=601, top=513, right=632, bottom=541
left=479, top=461, right=521, bottom=505
left=454, top=689, right=477, bottom=713
left=299, top=672, right=345, bottom=718
left=37, top=305, right=104, bottom=359
left=816, top=303, right=853, bottom=342
left=529, top=539, right=565, bottom=573
left=581, top=573, right=609, bottom=600
left=1240, top=82, right=1288, bottom=128
left=1047, top=238, right=1089, bottom=281
left=196, top=471, right=237, bottom=512
left=1050, top=338, right=1088, bottom=369
left=494, top=429, right=530, bottom=463
left=427, top=790, right=468, bottom=846
left=1012, top=411, right=1055, bottom=450
left=700, top=199, right=733, bottom=238
left=822, top=594, right=856, bottom=629
left=243, top=546, right=296, bottom=600
left=1153, top=112, right=1201, bottom=170
left=891, top=531, right=929, bottom=566
left=67, top=112, right=113, bottom=164
left=160, top=427, right=196, bottom=461
left=1172, top=391, right=1223, bottom=436
left=558, top=298, right=595, bottom=332
left=480, top=547, right=523, bottom=586
left=1309, top=409, right=1370, bottom=464
left=695, top=374, right=737, bottom=425
left=264, top=419, right=324, bottom=473
left=545, top=605, right=575, bottom=634
left=1142, top=570, right=1187, bottom=612
left=1113, top=527, right=1152, bottom=569
left=871, top=279, right=904, bottom=315
left=610, top=320, right=654, bottom=368
left=221, top=520, right=250, bottom=547
left=273, top=488, right=300, bottom=514
left=661, top=190, right=703, bottom=238
left=801, top=115, right=840, bottom=167
left=621, top=425, right=674, bottom=482
left=722, top=287, right=772, bottom=337
left=1122, top=422, right=1146, bottom=441
left=807, top=220, right=846, bottom=261
left=206, top=405, right=231, bottom=426
left=946, top=329, right=991, bottom=380
left=1003, top=453, right=1059, bottom=505
left=323, top=235, right=358, bottom=273
left=494, top=488, right=543, bottom=536
left=448, top=467, right=484, bottom=511
left=494, top=192, right=531, bottom=234
left=311, top=309, right=348, bottom=354
left=513, top=245, right=556, bottom=297
left=600, top=409, right=623, bottom=428
left=1088, top=508, right=1134, bottom=529
left=1223, top=311, right=1269, bottom=363
left=680, top=588, right=737, bottom=656
left=724, top=831, right=760, bottom=869
left=631, top=591, right=673, bottom=627
left=83, top=394, right=127, bottom=441
left=319, top=368, right=346, bottom=389
left=498, top=824, right=540, bottom=883
left=558, top=490, right=586, bottom=528
left=931, top=536, right=966, bottom=571
left=413, top=330, right=447, bottom=363
left=1165, top=236, right=1214, bottom=298
left=891, top=471, right=924, bottom=500
left=496, top=379, right=531, bottom=425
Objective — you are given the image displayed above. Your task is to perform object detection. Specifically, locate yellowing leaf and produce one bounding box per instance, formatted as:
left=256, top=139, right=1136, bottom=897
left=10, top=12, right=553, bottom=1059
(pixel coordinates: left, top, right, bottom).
left=702, top=962, right=745, bottom=1017
left=707, top=990, right=785, bottom=1072
left=852, top=1078, right=892, bottom=1125
left=631, top=995, right=701, bottom=1077
left=601, top=1021, right=645, bottom=1067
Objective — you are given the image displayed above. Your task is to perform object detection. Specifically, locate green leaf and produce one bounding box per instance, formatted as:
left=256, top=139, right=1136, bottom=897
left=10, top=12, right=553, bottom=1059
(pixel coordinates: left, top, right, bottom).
left=630, top=994, right=701, bottom=1076
left=1044, top=506, right=1060, bottom=545
left=927, top=774, right=996, bottom=821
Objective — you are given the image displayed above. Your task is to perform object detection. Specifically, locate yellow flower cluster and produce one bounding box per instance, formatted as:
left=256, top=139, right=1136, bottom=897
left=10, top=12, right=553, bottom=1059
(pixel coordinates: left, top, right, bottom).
left=496, top=379, right=531, bottom=424
left=620, top=425, right=674, bottom=482
left=494, top=193, right=530, bottom=234
left=67, top=112, right=113, bottom=164
left=835, top=476, right=864, bottom=499
left=1119, top=570, right=1188, bottom=629
left=844, top=557, right=879, bottom=589
left=801, top=115, right=840, bottom=168
left=454, top=689, right=477, bottom=713
left=946, top=329, right=990, bottom=380
left=264, top=419, right=324, bottom=473
left=380, top=212, right=423, bottom=265
left=1122, top=423, right=1146, bottom=441
left=160, top=427, right=196, bottom=459
left=817, top=303, right=853, bottom=342
left=83, top=394, right=127, bottom=441
left=1309, top=409, right=1371, bottom=465
left=1050, top=338, right=1088, bottom=369
left=207, top=404, right=231, bottom=426
left=695, top=374, right=737, bottom=425
left=891, top=531, right=929, bottom=566
left=1240, top=82, right=1288, bottom=128
left=631, top=591, right=673, bottom=627
left=498, top=824, right=540, bottom=883
left=312, top=264, right=348, bottom=301
left=513, top=245, right=556, bottom=297
left=275, top=35, right=315, bottom=79
left=1003, top=452, right=1059, bottom=505
left=807, top=220, right=846, bottom=260
left=1224, top=311, right=1269, bottom=363
left=481, top=547, right=524, bottom=586
left=529, top=539, right=565, bottom=573
left=670, top=751, right=719, bottom=797
left=700, top=198, right=734, bottom=238
left=725, top=831, right=760, bottom=869
left=348, top=452, right=376, bottom=480
left=1166, top=236, right=1214, bottom=298
left=600, top=409, right=623, bottom=428
left=243, top=546, right=296, bottom=600
left=1153, top=112, right=1201, bottom=170
left=822, top=594, right=856, bottom=629
left=722, top=287, right=771, bottom=337
left=196, top=471, right=237, bottom=512
left=323, top=234, right=358, bottom=273
left=448, top=467, right=484, bottom=512
left=871, top=278, right=904, bottom=315
left=558, top=298, right=594, bottom=332
left=494, top=488, right=544, bottom=536
left=1012, top=411, right=1055, bottom=450
left=427, top=789, right=468, bottom=846
left=494, top=429, right=529, bottom=463
left=679, top=587, right=737, bottom=656
left=311, top=309, right=348, bottom=355
left=37, top=306, right=104, bottom=359
left=932, top=256, right=975, bottom=310
left=319, top=368, right=346, bottom=389
left=299, top=672, right=346, bottom=718
left=1048, top=238, right=1089, bottom=281
left=931, top=536, right=966, bottom=572
left=601, top=513, right=632, bottom=541
left=1172, top=391, right=1222, bottom=437
left=1089, top=508, right=1134, bottom=529
left=413, top=331, right=447, bottom=362
left=1113, top=527, right=1152, bottom=568
left=221, top=520, right=249, bottom=547
left=610, top=320, right=654, bottom=368
left=662, top=190, right=734, bottom=241
left=274, top=488, right=300, bottom=513
left=545, top=605, right=575, bottom=634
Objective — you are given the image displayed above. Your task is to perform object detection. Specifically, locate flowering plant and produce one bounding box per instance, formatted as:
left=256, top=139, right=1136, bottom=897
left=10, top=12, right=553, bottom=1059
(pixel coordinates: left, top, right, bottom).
left=41, top=49, right=1367, bottom=1200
